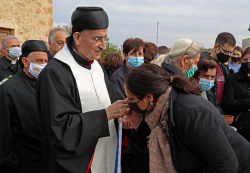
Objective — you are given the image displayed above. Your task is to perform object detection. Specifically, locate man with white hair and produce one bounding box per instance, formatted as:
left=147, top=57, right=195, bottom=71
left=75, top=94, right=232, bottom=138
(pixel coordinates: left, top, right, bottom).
left=0, top=36, right=21, bottom=84
left=48, top=27, right=68, bottom=60
left=37, top=6, right=129, bottom=173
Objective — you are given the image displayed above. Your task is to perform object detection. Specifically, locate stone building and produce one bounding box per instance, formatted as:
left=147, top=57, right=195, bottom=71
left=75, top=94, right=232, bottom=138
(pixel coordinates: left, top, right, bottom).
left=0, top=0, right=53, bottom=44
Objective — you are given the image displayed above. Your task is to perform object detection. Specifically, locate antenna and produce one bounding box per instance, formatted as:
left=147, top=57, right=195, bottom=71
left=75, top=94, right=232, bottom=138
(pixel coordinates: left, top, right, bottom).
left=156, top=22, right=159, bottom=46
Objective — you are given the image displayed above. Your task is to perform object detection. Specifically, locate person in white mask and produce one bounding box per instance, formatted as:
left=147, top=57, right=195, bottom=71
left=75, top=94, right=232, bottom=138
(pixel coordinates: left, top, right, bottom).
left=0, top=35, right=21, bottom=83
left=20, top=41, right=48, bottom=79
left=0, top=40, right=48, bottom=173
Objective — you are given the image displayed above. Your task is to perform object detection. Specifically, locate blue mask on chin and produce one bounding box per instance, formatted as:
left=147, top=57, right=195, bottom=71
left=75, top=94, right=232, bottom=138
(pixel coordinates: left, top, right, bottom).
left=128, top=56, right=144, bottom=68
left=199, top=78, right=214, bottom=91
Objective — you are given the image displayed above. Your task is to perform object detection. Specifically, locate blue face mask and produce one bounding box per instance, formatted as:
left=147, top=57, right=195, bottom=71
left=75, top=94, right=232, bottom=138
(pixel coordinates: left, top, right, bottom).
left=156, top=53, right=160, bottom=59
left=183, top=64, right=197, bottom=78
left=199, top=78, right=214, bottom=91
left=7, top=47, right=22, bottom=59
left=128, top=56, right=144, bottom=68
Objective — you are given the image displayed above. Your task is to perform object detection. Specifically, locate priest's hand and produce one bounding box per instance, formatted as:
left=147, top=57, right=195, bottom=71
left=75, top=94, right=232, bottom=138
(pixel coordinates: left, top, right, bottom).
left=106, top=100, right=129, bottom=121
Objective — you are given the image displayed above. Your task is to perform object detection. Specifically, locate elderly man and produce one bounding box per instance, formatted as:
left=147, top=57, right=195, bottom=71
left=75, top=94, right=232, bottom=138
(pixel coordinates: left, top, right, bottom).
left=0, top=40, right=48, bottom=173
left=36, top=7, right=129, bottom=173
left=0, top=36, right=21, bottom=84
left=48, top=27, right=68, bottom=60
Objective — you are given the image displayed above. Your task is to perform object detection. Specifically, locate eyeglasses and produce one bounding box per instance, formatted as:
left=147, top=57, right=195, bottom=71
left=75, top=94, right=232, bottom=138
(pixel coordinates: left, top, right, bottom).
left=91, top=37, right=110, bottom=43
left=219, top=46, right=233, bottom=56
left=80, top=32, right=109, bottom=44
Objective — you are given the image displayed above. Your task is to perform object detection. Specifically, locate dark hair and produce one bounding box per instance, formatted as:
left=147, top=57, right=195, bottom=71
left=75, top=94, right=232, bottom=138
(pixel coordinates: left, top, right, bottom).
left=100, top=52, right=123, bottom=72
left=215, top=32, right=236, bottom=47
left=158, top=46, right=169, bottom=54
left=242, top=47, right=250, bottom=59
left=193, top=58, right=217, bottom=79
left=144, top=42, right=159, bottom=62
left=123, top=38, right=145, bottom=55
left=124, top=64, right=201, bottom=100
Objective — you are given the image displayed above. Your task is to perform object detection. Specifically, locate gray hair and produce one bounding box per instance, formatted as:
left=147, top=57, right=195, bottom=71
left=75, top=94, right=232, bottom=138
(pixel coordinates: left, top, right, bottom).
left=48, top=27, right=68, bottom=43
left=2, top=35, right=19, bottom=48
left=168, top=38, right=204, bottom=63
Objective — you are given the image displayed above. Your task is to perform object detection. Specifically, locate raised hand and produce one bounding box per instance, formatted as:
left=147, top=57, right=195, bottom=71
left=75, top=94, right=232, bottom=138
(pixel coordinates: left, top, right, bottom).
left=105, top=99, right=129, bottom=120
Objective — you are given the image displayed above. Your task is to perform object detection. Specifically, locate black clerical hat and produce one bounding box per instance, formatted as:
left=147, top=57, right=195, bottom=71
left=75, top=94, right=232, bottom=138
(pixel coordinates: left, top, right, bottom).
left=19, top=40, right=48, bottom=68
left=67, top=6, right=109, bottom=45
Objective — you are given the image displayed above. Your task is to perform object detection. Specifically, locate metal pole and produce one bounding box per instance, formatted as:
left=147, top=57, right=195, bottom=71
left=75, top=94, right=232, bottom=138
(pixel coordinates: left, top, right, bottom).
left=156, top=22, right=159, bottom=46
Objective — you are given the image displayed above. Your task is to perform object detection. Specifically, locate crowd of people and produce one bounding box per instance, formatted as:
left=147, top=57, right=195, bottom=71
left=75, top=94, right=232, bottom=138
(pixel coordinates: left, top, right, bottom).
left=0, top=6, right=250, bottom=173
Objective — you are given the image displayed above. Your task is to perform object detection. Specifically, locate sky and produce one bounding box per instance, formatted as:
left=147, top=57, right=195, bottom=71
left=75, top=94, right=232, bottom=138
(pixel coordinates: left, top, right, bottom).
left=53, top=0, right=250, bottom=49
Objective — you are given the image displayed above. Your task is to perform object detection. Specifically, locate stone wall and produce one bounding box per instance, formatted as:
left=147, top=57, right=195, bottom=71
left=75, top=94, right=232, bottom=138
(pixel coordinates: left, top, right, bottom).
left=0, top=0, right=53, bottom=45
left=242, top=38, right=250, bottom=50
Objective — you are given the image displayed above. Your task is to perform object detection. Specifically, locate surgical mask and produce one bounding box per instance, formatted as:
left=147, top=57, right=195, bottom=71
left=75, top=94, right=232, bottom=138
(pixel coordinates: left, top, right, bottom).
left=231, top=56, right=241, bottom=63
left=128, top=56, right=144, bottom=68
left=28, top=60, right=47, bottom=78
left=7, top=47, right=22, bottom=59
left=217, top=51, right=230, bottom=64
left=127, top=99, right=150, bottom=114
left=199, top=78, right=214, bottom=91
left=241, top=62, right=250, bottom=73
left=183, top=60, right=197, bottom=78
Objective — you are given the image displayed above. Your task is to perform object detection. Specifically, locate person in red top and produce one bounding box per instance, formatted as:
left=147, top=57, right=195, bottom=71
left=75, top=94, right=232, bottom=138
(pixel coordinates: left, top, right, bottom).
left=203, top=32, right=235, bottom=114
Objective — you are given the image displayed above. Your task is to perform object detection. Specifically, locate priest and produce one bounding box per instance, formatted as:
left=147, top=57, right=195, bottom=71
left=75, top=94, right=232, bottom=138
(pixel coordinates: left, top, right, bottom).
left=36, top=6, right=129, bottom=173
left=0, top=40, right=48, bottom=173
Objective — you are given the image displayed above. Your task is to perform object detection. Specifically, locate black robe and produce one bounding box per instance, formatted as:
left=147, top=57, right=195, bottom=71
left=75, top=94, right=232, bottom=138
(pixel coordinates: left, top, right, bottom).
left=36, top=43, right=118, bottom=173
left=0, top=70, right=42, bottom=173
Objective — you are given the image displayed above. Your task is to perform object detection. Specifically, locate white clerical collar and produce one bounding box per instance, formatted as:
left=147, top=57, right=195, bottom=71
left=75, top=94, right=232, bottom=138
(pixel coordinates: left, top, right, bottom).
left=11, top=60, right=17, bottom=64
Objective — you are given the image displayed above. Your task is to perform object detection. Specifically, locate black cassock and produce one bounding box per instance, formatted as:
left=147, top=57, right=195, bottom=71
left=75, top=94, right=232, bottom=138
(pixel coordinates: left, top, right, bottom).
left=36, top=45, right=118, bottom=173
left=0, top=70, right=42, bottom=173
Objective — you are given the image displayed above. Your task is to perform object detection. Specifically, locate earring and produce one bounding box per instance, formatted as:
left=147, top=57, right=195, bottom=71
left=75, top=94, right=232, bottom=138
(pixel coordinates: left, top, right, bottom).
left=150, top=102, right=153, bottom=105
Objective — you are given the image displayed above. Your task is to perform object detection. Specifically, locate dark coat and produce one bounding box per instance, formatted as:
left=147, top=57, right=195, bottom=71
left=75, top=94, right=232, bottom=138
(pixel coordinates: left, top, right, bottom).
left=0, top=56, right=20, bottom=82
left=110, top=62, right=129, bottom=100
left=222, top=68, right=250, bottom=141
left=132, top=89, right=250, bottom=173
left=168, top=89, right=250, bottom=172
left=0, top=70, right=42, bottom=173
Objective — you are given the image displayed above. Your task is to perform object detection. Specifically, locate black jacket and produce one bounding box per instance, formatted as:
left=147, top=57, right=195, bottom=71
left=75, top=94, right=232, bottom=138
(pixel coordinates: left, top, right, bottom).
left=133, top=89, right=250, bottom=173
left=222, top=68, right=250, bottom=141
left=168, top=89, right=250, bottom=172
left=0, top=56, right=20, bottom=82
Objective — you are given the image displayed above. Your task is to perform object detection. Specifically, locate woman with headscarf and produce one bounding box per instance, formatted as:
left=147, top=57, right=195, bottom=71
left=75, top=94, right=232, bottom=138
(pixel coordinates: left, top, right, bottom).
left=124, top=63, right=250, bottom=173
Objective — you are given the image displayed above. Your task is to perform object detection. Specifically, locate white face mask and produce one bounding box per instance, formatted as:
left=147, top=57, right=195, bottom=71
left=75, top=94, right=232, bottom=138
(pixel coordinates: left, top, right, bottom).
left=28, top=60, right=47, bottom=78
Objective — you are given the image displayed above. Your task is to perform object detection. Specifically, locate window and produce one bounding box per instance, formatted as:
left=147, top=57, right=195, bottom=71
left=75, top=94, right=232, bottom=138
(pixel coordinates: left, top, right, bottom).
left=0, top=27, right=11, bottom=43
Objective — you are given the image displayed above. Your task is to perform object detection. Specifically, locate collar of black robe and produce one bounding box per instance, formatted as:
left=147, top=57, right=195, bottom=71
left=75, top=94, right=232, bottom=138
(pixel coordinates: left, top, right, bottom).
left=67, top=41, right=94, bottom=70
left=19, top=68, right=36, bottom=83
left=0, top=56, right=18, bottom=71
